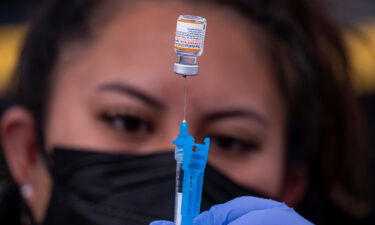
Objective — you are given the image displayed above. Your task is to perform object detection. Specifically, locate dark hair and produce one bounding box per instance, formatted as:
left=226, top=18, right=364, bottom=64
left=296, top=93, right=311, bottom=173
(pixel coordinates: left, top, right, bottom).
left=6, top=0, right=105, bottom=125
left=207, top=0, right=370, bottom=218
left=2, top=0, right=370, bottom=221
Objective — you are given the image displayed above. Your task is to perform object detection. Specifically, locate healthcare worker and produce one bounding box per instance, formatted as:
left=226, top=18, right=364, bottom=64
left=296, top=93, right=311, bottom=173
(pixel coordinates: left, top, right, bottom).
left=0, top=0, right=369, bottom=224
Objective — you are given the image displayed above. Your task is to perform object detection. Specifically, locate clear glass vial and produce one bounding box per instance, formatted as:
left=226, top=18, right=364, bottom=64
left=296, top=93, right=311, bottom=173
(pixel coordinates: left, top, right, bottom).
left=174, top=15, right=207, bottom=76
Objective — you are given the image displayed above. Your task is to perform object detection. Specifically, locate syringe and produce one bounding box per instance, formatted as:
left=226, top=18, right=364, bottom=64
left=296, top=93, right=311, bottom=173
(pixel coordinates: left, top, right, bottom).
left=173, top=121, right=210, bottom=225
left=172, top=15, right=209, bottom=225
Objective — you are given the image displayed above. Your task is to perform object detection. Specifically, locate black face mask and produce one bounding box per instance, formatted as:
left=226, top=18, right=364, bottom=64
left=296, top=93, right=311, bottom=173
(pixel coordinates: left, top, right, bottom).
left=36, top=147, right=266, bottom=225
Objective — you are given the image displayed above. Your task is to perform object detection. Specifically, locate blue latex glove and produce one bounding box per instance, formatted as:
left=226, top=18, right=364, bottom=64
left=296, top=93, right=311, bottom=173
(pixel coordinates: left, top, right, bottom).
left=150, top=196, right=313, bottom=225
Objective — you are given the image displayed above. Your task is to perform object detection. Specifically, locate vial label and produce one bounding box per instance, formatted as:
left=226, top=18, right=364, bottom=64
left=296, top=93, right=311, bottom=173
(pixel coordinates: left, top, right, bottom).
left=174, top=19, right=205, bottom=52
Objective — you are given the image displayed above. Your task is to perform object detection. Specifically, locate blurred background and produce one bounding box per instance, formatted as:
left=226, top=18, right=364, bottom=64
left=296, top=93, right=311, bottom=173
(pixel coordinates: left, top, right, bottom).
left=0, top=0, right=373, bottom=94
left=0, top=0, right=374, bottom=221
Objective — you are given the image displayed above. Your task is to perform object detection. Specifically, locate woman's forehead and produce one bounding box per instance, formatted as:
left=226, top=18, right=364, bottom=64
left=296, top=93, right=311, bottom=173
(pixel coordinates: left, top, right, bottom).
left=53, top=0, right=282, bottom=123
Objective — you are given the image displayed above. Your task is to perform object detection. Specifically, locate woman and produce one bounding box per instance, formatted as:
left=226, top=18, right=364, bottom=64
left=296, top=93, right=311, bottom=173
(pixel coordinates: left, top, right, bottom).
left=0, top=0, right=369, bottom=224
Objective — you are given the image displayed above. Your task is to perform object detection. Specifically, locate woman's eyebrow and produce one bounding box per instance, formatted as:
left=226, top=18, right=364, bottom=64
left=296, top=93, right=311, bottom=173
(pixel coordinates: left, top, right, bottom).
left=97, top=82, right=165, bottom=110
left=202, top=109, right=269, bottom=127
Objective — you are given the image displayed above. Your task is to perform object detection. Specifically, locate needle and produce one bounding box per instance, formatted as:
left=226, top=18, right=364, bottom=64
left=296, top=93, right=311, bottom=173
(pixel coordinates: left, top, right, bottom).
left=183, top=75, right=188, bottom=122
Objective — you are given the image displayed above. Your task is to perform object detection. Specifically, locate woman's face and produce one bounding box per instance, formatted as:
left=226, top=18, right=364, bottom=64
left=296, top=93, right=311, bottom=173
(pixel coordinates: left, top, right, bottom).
left=46, top=2, right=286, bottom=197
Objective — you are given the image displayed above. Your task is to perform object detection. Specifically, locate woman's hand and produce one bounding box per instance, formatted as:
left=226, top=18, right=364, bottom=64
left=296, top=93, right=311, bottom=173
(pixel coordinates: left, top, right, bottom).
left=150, top=196, right=313, bottom=225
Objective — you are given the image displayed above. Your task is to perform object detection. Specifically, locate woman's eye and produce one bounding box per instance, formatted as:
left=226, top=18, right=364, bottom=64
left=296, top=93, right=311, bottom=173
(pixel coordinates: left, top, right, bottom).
left=102, top=114, right=152, bottom=136
left=211, top=135, right=258, bottom=153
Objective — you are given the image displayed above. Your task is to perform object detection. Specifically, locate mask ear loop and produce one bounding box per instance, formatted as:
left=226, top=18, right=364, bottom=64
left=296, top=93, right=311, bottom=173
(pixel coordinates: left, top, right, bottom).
left=19, top=114, right=60, bottom=225
left=35, top=117, right=53, bottom=169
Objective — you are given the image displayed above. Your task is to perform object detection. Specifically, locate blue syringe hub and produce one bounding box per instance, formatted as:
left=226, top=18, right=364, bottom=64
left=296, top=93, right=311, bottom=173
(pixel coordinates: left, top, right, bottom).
left=173, top=121, right=194, bottom=161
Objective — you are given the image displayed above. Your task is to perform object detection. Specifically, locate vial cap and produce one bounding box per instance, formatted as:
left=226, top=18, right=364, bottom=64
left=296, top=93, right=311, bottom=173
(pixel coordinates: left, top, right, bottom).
left=174, top=63, right=198, bottom=76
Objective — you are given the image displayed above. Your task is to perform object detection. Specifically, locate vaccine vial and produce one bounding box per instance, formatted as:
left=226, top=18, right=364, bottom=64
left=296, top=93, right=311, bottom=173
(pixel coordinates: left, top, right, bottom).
left=174, top=15, right=207, bottom=76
